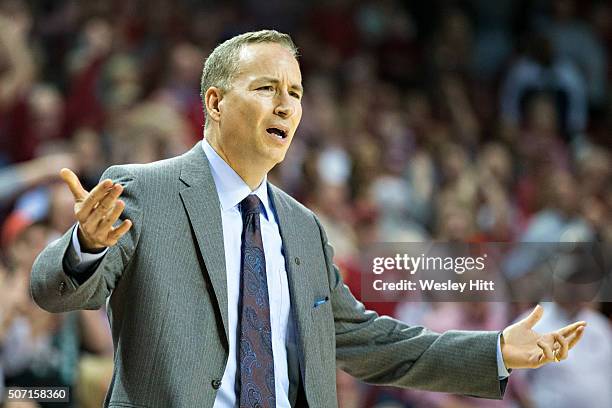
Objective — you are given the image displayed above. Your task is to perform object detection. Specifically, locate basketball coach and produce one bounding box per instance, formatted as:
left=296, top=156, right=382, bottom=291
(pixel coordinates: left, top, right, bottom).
left=31, top=30, right=586, bottom=407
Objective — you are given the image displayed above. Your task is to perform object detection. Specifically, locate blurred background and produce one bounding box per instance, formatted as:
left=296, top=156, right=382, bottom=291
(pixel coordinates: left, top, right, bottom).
left=0, top=0, right=610, bottom=407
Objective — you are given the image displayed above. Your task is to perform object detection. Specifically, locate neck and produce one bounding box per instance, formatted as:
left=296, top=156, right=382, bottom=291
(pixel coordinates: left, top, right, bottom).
left=204, top=132, right=267, bottom=191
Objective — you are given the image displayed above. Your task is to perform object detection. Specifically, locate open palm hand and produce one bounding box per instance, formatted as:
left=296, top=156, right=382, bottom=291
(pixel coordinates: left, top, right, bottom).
left=501, top=305, right=586, bottom=369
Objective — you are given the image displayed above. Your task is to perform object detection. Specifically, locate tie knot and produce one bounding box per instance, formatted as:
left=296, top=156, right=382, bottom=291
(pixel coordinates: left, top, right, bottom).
left=240, top=194, right=262, bottom=216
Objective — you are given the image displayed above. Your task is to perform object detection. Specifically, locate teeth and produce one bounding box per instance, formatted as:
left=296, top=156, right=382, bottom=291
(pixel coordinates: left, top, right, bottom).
left=267, top=128, right=286, bottom=139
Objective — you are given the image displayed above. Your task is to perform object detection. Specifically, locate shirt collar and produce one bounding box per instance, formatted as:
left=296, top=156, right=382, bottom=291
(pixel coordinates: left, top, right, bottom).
left=202, top=138, right=271, bottom=220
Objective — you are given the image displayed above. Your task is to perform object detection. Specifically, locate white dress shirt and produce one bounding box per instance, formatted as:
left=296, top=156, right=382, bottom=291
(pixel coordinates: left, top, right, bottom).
left=201, top=139, right=294, bottom=407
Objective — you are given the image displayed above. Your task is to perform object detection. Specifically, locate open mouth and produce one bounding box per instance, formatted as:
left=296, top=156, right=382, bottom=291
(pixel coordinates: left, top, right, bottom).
left=267, top=127, right=287, bottom=139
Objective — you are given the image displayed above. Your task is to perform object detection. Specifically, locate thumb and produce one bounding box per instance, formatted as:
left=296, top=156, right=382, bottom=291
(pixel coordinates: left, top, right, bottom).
left=60, top=168, right=87, bottom=201
left=521, top=304, right=544, bottom=329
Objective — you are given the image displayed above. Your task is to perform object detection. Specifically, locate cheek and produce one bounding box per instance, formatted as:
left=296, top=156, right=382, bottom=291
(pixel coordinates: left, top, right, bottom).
left=294, top=104, right=303, bottom=125
left=240, top=97, right=269, bottom=122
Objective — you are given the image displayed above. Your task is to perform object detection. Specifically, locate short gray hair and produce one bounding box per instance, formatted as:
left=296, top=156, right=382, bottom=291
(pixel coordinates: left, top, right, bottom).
left=201, top=30, right=298, bottom=125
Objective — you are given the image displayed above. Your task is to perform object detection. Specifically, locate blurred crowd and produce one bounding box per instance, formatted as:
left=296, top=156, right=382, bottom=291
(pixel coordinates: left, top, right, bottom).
left=0, top=0, right=611, bottom=407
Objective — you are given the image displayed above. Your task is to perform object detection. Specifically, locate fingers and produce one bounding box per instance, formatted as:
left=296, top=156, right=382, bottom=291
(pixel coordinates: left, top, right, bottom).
left=79, top=211, right=131, bottom=249
left=97, top=184, right=124, bottom=212
left=107, top=220, right=132, bottom=245
left=552, top=332, right=569, bottom=361
left=558, top=321, right=587, bottom=336
left=60, top=168, right=88, bottom=201
left=536, top=325, right=586, bottom=367
left=537, top=339, right=554, bottom=364
left=78, top=179, right=114, bottom=219
left=566, top=325, right=586, bottom=349
left=521, top=304, right=544, bottom=329
left=97, top=199, right=125, bottom=231
left=87, top=184, right=124, bottom=225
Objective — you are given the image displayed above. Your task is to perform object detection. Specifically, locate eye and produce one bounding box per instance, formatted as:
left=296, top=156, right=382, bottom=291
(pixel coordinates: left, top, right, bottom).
left=257, top=86, right=274, bottom=91
left=289, top=91, right=301, bottom=99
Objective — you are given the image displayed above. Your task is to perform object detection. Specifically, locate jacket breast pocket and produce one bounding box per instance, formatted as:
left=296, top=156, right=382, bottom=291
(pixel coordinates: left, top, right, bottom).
left=310, top=295, right=334, bottom=345
left=310, top=295, right=331, bottom=321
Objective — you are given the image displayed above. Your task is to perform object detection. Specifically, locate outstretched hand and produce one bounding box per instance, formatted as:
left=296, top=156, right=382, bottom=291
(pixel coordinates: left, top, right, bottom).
left=60, top=168, right=132, bottom=252
left=501, top=305, right=586, bottom=369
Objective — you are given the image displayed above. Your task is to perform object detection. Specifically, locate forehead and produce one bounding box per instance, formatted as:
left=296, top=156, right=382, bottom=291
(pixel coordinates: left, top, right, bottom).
left=234, top=43, right=302, bottom=83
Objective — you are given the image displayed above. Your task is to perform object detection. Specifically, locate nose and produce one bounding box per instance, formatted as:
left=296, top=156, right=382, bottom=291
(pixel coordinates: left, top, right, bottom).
left=274, top=92, right=295, bottom=118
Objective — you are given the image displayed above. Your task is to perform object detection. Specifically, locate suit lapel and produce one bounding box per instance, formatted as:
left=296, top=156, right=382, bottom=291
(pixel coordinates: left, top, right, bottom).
left=267, top=184, right=313, bottom=385
left=178, top=142, right=229, bottom=346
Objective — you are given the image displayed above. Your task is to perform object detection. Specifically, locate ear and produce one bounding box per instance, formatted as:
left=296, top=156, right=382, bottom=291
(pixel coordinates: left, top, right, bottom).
left=205, top=87, right=223, bottom=124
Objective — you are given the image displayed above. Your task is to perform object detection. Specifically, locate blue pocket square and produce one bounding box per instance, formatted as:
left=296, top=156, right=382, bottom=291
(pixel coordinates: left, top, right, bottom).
left=313, top=296, right=330, bottom=308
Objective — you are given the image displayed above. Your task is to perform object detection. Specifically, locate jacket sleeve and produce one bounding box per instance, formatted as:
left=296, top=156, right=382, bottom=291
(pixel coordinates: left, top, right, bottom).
left=313, top=215, right=508, bottom=400
left=30, top=165, right=143, bottom=313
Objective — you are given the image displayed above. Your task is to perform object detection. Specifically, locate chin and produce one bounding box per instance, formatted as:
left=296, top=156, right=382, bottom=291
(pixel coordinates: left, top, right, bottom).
left=274, top=149, right=290, bottom=164
left=263, top=156, right=284, bottom=170
left=261, top=147, right=288, bottom=164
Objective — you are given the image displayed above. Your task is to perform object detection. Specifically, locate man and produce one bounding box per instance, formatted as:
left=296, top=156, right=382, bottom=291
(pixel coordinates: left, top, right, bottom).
left=31, top=30, right=586, bottom=408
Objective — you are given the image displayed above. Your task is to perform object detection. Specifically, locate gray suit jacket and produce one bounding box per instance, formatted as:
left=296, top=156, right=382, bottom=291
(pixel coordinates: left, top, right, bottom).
left=31, top=142, right=507, bottom=407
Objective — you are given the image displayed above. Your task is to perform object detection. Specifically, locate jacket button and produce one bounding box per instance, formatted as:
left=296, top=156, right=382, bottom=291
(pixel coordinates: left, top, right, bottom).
left=211, top=379, right=222, bottom=389
left=295, top=257, right=300, bottom=265
left=58, top=281, right=66, bottom=296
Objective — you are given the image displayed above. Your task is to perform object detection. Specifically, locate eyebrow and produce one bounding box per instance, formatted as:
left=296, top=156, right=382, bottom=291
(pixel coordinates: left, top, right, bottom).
left=253, top=77, right=303, bottom=94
